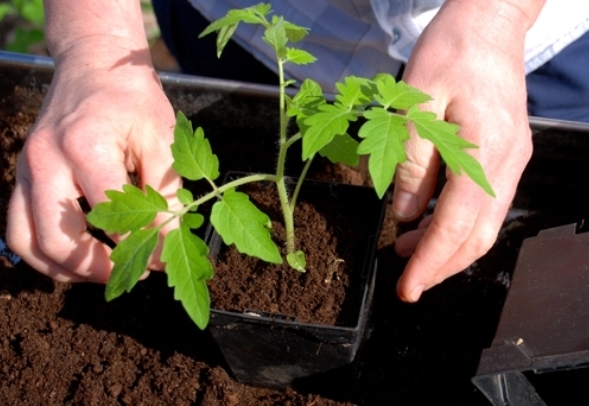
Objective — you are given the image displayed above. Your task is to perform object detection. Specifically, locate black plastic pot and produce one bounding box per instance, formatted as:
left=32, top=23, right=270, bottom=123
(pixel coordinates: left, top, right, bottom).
left=206, top=174, right=388, bottom=389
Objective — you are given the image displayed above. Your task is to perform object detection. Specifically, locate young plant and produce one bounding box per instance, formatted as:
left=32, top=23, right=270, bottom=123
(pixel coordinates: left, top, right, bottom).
left=87, top=3, right=494, bottom=330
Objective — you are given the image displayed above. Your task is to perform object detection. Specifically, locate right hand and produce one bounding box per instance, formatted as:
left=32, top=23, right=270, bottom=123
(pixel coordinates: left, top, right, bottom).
left=6, top=44, right=180, bottom=283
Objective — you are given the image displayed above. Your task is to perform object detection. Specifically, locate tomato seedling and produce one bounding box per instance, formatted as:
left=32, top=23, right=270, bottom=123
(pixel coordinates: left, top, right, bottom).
left=87, top=3, right=494, bottom=329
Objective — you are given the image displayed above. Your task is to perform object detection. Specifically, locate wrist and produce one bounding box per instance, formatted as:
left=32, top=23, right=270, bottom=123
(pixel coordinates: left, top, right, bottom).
left=45, top=0, right=149, bottom=64
left=442, top=0, right=546, bottom=35
left=51, top=37, right=154, bottom=77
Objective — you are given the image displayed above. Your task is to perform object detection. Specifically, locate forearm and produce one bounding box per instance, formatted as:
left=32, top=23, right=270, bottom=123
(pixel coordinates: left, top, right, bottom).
left=44, top=0, right=150, bottom=67
left=440, top=0, right=546, bottom=43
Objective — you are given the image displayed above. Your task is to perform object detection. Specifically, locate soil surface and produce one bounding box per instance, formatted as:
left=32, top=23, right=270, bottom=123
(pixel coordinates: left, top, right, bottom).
left=210, top=180, right=379, bottom=326
left=2, top=64, right=585, bottom=405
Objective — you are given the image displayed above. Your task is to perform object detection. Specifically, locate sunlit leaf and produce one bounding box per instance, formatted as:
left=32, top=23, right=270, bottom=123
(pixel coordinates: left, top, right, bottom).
left=374, top=74, right=431, bottom=110
left=319, top=133, right=359, bottom=166
left=105, top=228, right=159, bottom=301
left=87, top=184, right=168, bottom=235
left=171, top=111, right=219, bottom=181
left=407, top=107, right=495, bottom=196
left=358, top=108, right=409, bottom=198
left=302, top=104, right=356, bottom=160
left=211, top=188, right=282, bottom=263
left=163, top=224, right=213, bottom=329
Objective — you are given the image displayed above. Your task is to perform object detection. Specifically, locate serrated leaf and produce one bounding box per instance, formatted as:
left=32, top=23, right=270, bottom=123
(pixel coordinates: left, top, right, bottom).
left=287, top=78, right=324, bottom=120
left=263, top=17, right=288, bottom=57
left=407, top=107, right=495, bottom=196
left=335, top=76, right=373, bottom=109
left=374, top=74, right=432, bottom=110
left=319, top=133, right=359, bottom=166
left=284, top=21, right=309, bottom=42
left=216, top=23, right=238, bottom=57
left=105, top=228, right=159, bottom=301
left=171, top=111, right=219, bottom=181
left=198, top=6, right=269, bottom=38
left=286, top=250, right=306, bottom=272
left=87, top=184, right=168, bottom=235
left=162, top=224, right=213, bottom=329
left=358, top=108, right=409, bottom=198
left=285, top=48, right=316, bottom=65
left=210, top=189, right=282, bottom=264
left=302, top=104, right=356, bottom=160
left=183, top=213, right=205, bottom=229
left=177, top=188, right=194, bottom=205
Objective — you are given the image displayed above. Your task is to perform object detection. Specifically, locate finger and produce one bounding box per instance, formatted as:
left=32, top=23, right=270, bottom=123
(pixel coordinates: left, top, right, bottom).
left=29, top=164, right=114, bottom=283
left=7, top=181, right=87, bottom=283
left=394, top=215, right=433, bottom=257
left=136, top=119, right=182, bottom=270
left=396, top=176, right=500, bottom=302
left=392, top=127, right=440, bottom=221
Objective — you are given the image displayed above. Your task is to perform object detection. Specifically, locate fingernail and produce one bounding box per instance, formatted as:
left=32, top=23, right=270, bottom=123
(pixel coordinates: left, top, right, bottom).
left=393, top=191, right=417, bottom=219
left=409, top=284, right=424, bottom=302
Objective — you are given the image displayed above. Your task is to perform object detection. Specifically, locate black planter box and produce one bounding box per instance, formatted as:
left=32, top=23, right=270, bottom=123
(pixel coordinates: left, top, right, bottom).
left=206, top=175, right=387, bottom=389
left=473, top=223, right=589, bottom=405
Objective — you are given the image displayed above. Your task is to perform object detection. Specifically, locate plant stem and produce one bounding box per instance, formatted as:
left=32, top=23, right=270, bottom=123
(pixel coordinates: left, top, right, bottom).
left=290, top=153, right=314, bottom=210
left=169, top=173, right=276, bottom=218
left=275, top=58, right=296, bottom=253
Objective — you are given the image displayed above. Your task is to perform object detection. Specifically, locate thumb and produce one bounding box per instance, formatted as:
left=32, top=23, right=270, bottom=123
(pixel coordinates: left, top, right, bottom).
left=392, top=132, right=440, bottom=221
left=138, top=137, right=183, bottom=270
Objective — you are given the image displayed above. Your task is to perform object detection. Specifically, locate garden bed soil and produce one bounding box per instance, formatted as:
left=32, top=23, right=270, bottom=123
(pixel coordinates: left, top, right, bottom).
left=3, top=62, right=589, bottom=405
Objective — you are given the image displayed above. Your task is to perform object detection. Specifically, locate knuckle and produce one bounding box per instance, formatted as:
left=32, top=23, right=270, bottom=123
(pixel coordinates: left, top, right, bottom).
left=36, top=233, right=68, bottom=259
left=469, top=227, right=498, bottom=257
left=431, top=216, right=472, bottom=244
left=396, top=160, right=429, bottom=185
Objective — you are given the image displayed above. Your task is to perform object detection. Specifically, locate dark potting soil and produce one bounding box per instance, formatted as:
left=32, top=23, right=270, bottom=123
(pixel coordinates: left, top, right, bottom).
left=3, top=70, right=586, bottom=405
left=209, top=181, right=366, bottom=326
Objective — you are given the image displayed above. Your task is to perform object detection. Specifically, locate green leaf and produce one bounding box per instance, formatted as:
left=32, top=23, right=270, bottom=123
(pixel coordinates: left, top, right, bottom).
left=105, top=228, right=159, bottom=301
left=287, top=78, right=324, bottom=120
left=87, top=184, right=168, bottom=235
left=177, top=188, right=194, bottom=205
left=171, top=111, right=219, bottom=181
left=374, top=74, right=432, bottom=110
left=216, top=24, right=238, bottom=57
left=407, top=107, right=495, bottom=197
left=319, top=133, right=360, bottom=166
left=162, top=224, right=213, bottom=329
left=183, top=213, right=205, bottom=229
left=210, top=188, right=282, bottom=264
left=283, top=21, right=309, bottom=42
left=286, top=250, right=306, bottom=272
left=302, top=104, right=356, bottom=160
left=263, top=17, right=288, bottom=57
left=358, top=108, right=409, bottom=198
left=335, top=76, right=373, bottom=110
left=285, top=48, right=316, bottom=65
left=198, top=5, right=270, bottom=38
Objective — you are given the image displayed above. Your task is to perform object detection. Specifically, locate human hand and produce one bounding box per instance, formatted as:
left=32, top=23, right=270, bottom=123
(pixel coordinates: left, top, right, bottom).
left=6, top=43, right=180, bottom=284
left=393, top=0, right=544, bottom=302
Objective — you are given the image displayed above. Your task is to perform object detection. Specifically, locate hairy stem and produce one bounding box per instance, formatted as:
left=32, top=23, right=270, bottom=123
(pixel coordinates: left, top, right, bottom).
left=275, top=58, right=296, bottom=253
left=168, top=173, right=276, bottom=218
left=291, top=153, right=314, bottom=210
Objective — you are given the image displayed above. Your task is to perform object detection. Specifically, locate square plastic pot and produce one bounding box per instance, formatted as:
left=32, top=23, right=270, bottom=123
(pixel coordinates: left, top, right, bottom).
left=206, top=174, right=388, bottom=389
